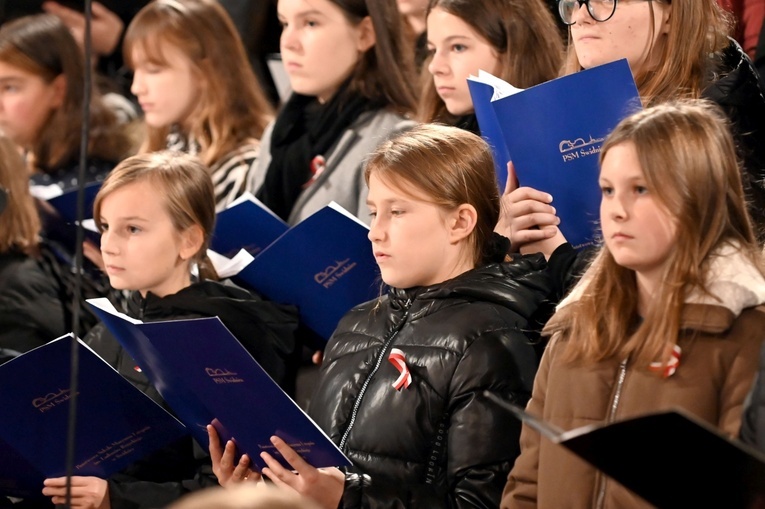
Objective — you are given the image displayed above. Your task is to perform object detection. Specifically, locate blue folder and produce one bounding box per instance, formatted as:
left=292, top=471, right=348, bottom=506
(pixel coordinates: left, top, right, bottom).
left=87, top=299, right=351, bottom=471
left=468, top=59, right=642, bottom=249
left=0, top=336, right=187, bottom=499
left=213, top=201, right=381, bottom=341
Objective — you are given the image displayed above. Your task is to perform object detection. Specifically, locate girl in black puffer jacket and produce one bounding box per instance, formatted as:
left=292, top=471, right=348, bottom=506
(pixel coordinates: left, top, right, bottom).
left=211, top=124, right=554, bottom=508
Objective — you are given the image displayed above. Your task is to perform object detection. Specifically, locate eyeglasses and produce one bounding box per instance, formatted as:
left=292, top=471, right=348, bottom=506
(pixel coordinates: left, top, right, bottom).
left=558, top=0, right=651, bottom=25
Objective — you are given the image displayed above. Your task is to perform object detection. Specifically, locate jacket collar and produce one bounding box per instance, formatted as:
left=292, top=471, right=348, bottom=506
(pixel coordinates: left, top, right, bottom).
left=387, top=254, right=551, bottom=322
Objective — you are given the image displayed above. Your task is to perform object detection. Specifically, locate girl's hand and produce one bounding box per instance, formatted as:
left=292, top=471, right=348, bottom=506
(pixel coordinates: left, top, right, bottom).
left=42, top=476, right=110, bottom=509
left=260, top=436, right=344, bottom=509
left=496, top=162, right=566, bottom=258
left=207, top=425, right=261, bottom=487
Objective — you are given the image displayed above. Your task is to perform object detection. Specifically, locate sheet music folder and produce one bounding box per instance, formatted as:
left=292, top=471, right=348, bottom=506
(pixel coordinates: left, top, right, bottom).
left=486, top=392, right=765, bottom=508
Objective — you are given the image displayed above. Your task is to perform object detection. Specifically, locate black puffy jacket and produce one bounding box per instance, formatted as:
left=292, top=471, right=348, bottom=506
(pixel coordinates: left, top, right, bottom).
left=84, top=280, right=299, bottom=509
left=308, top=256, right=553, bottom=509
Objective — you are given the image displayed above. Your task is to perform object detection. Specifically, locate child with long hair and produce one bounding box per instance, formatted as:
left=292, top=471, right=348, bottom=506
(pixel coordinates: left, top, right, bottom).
left=210, top=124, right=553, bottom=508
left=0, top=13, right=135, bottom=188
left=41, top=151, right=298, bottom=509
left=418, top=0, right=563, bottom=132
left=247, top=0, right=418, bottom=224
left=503, top=0, right=765, bottom=256
left=0, top=137, right=66, bottom=358
left=501, top=100, right=765, bottom=508
left=124, top=0, right=275, bottom=210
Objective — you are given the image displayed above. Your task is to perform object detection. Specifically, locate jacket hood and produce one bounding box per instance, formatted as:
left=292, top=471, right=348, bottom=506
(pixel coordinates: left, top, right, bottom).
left=129, top=280, right=299, bottom=362
left=388, top=253, right=552, bottom=322
left=557, top=242, right=765, bottom=327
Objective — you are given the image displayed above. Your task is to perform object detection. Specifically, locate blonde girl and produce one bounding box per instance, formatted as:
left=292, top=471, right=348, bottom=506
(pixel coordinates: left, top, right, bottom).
left=502, top=100, right=765, bottom=508
left=42, top=151, right=297, bottom=509
left=124, top=0, right=275, bottom=210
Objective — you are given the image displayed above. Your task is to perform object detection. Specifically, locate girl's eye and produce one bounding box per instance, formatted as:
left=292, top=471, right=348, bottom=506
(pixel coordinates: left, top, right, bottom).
left=391, top=209, right=404, bottom=216
left=368, top=211, right=377, bottom=218
left=304, top=19, right=319, bottom=27
left=452, top=43, right=468, bottom=53
left=99, top=223, right=109, bottom=232
left=600, top=186, right=613, bottom=197
left=635, top=186, right=648, bottom=195
left=128, top=225, right=141, bottom=234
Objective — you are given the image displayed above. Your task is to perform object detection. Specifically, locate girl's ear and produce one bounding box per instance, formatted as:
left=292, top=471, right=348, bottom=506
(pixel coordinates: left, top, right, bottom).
left=448, top=204, right=478, bottom=244
left=179, top=224, right=204, bottom=261
left=51, top=74, right=67, bottom=108
left=356, top=16, right=376, bottom=53
left=659, top=3, right=671, bottom=35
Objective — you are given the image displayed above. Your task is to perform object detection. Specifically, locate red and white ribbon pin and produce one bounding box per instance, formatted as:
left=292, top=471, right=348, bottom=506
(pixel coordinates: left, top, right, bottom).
left=649, top=344, right=681, bottom=378
left=388, top=348, right=412, bottom=391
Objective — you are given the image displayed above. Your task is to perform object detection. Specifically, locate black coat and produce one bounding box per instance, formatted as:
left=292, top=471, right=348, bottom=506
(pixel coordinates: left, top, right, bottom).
left=0, top=251, right=66, bottom=356
left=84, top=280, right=299, bottom=509
left=308, top=256, right=553, bottom=509
left=703, top=39, right=765, bottom=239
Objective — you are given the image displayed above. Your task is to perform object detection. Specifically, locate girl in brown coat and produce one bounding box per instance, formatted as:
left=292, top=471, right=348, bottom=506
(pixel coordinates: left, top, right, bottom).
left=501, top=100, right=765, bottom=509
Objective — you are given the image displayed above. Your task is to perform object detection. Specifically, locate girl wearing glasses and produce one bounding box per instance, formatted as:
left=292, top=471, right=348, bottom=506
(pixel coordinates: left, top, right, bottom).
left=501, top=100, right=765, bottom=509
left=501, top=0, right=765, bottom=262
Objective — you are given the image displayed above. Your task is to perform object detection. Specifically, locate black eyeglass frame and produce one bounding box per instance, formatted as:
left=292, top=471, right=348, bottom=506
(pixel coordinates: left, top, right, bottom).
left=558, top=0, right=619, bottom=25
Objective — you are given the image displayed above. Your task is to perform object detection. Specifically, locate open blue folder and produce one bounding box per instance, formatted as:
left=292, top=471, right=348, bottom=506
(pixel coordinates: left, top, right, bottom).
left=212, top=199, right=381, bottom=341
left=468, top=59, right=642, bottom=249
left=87, top=298, right=351, bottom=471
left=0, top=336, right=187, bottom=499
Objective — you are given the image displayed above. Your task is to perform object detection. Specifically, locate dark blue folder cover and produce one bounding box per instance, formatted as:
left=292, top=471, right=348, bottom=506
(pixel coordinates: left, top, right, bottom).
left=234, top=204, right=381, bottom=340
left=46, top=182, right=101, bottom=224
left=471, top=59, right=642, bottom=249
left=0, top=336, right=187, bottom=499
left=467, top=78, right=511, bottom=191
left=87, top=300, right=351, bottom=471
left=211, top=195, right=289, bottom=258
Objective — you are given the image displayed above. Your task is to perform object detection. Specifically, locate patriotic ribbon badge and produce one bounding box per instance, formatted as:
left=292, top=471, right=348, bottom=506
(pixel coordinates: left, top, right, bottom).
left=388, top=348, right=412, bottom=391
left=648, top=344, right=681, bottom=378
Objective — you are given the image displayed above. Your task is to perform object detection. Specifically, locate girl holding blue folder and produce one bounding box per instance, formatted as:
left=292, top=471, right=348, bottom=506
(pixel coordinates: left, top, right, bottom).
left=210, top=124, right=554, bottom=508
left=502, top=100, right=765, bottom=508
left=41, top=151, right=298, bottom=509
left=502, top=0, right=765, bottom=260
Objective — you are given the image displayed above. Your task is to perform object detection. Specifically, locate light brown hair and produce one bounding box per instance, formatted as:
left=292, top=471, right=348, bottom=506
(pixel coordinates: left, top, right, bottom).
left=0, top=138, right=40, bottom=253
left=364, top=123, right=499, bottom=266
left=0, top=14, right=134, bottom=171
left=123, top=0, right=274, bottom=167
left=549, top=100, right=763, bottom=368
left=93, top=151, right=218, bottom=280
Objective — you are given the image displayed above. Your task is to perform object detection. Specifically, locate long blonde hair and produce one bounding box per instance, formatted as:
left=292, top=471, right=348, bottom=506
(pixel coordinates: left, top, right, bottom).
left=124, top=0, right=274, bottom=168
left=93, top=151, right=219, bottom=281
left=562, top=0, right=731, bottom=105
left=549, top=100, right=763, bottom=368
